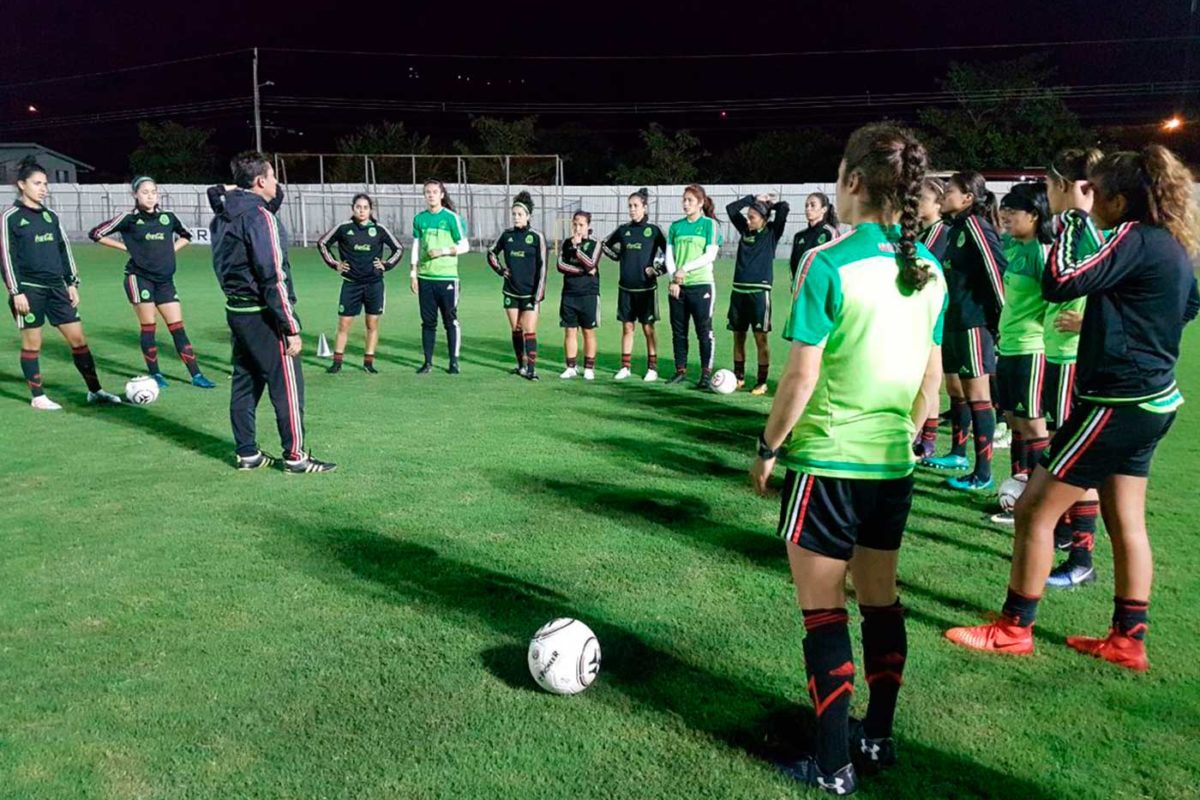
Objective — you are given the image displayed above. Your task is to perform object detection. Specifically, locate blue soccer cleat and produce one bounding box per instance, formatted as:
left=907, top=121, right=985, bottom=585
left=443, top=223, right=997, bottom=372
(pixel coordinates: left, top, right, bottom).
left=922, top=453, right=969, bottom=470
left=150, top=373, right=169, bottom=389
left=946, top=474, right=994, bottom=492
left=1046, top=562, right=1097, bottom=589
left=191, top=373, right=217, bottom=389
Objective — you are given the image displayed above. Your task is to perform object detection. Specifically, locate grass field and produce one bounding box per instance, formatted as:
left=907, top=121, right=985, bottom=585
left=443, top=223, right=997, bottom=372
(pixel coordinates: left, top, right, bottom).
left=2, top=244, right=1198, bottom=800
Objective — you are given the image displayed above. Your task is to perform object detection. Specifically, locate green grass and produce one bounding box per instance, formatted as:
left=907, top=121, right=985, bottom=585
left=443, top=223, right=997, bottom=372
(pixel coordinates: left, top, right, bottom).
left=1, top=245, right=1198, bottom=800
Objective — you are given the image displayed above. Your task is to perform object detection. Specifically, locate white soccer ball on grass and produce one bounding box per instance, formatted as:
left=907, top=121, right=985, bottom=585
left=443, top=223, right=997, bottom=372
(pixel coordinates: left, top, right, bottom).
left=710, top=368, right=738, bottom=395
left=998, top=474, right=1028, bottom=513
left=527, top=618, right=601, bottom=695
left=124, top=376, right=160, bottom=405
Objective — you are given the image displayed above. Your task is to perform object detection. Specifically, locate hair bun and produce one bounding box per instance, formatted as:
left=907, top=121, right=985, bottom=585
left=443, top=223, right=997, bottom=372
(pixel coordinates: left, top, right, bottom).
left=514, top=190, right=534, bottom=210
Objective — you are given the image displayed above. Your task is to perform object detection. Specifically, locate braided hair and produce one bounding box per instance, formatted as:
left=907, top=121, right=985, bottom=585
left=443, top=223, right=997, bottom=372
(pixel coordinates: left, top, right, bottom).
left=841, top=122, right=933, bottom=291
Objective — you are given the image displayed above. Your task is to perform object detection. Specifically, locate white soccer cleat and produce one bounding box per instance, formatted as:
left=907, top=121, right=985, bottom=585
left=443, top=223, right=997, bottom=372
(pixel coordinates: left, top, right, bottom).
left=583, top=368, right=595, bottom=381
left=643, top=369, right=659, bottom=382
left=614, top=367, right=631, bottom=381
left=30, top=395, right=62, bottom=411
left=87, top=389, right=122, bottom=405
left=559, top=367, right=578, bottom=379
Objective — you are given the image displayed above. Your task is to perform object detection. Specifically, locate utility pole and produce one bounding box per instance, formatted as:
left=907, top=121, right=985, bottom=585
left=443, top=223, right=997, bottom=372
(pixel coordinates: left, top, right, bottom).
left=253, top=47, right=262, bottom=152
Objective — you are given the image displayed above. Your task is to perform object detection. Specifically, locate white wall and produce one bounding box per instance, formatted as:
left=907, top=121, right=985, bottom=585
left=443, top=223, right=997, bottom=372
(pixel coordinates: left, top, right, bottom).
left=45, top=181, right=1020, bottom=256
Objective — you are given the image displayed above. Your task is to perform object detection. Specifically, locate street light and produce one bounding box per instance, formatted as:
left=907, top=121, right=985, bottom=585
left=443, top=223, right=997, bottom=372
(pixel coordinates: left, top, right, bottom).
left=1162, top=116, right=1184, bottom=132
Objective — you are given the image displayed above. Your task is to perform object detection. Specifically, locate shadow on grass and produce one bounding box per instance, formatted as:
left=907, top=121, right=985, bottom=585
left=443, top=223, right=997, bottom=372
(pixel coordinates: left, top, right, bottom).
left=57, top=393, right=231, bottom=464
left=501, top=473, right=783, bottom=571
left=262, top=519, right=1061, bottom=800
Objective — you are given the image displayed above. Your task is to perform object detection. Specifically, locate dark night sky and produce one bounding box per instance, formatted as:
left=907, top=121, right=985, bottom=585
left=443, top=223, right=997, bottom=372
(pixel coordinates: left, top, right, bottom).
left=1, top=0, right=1196, bottom=178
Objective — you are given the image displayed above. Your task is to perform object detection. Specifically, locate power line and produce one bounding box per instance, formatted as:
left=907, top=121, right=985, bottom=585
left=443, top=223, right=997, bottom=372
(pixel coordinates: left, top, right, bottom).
left=260, top=36, right=1199, bottom=62
left=0, top=49, right=249, bottom=91
left=261, top=81, right=1200, bottom=116
left=0, top=98, right=250, bottom=132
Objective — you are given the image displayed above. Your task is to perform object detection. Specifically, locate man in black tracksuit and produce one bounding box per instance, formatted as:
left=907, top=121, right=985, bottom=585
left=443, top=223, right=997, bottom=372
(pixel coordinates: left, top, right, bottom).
left=210, top=152, right=335, bottom=472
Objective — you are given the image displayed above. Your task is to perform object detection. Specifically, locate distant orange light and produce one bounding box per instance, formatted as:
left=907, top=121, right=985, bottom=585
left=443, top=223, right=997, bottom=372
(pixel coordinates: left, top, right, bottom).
left=1163, top=116, right=1184, bottom=131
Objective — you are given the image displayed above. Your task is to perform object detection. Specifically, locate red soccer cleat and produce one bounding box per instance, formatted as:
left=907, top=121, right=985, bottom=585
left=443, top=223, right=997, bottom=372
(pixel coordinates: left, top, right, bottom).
left=944, top=620, right=1035, bottom=655
left=1066, top=629, right=1149, bottom=673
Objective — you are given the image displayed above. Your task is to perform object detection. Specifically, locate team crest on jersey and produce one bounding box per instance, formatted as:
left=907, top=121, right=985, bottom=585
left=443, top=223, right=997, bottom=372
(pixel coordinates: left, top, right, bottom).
left=159, top=213, right=170, bottom=226
left=745, top=235, right=756, bottom=244
left=818, top=234, right=827, bottom=243
left=368, top=227, right=377, bottom=237
left=957, top=232, right=966, bottom=247
left=41, top=211, right=52, bottom=224
left=643, top=227, right=652, bottom=238
left=524, top=234, right=534, bottom=245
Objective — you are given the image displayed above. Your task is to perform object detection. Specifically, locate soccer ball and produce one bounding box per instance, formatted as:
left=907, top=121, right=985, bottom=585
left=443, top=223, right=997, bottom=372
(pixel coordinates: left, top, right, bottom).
left=124, top=376, right=160, bottom=405
left=710, top=368, right=738, bottom=395
left=527, top=618, right=601, bottom=695
left=998, top=474, right=1028, bottom=512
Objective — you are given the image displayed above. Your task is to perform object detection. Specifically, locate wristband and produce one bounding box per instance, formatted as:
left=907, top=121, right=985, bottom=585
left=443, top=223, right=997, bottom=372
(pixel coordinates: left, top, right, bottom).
left=757, top=434, right=780, bottom=460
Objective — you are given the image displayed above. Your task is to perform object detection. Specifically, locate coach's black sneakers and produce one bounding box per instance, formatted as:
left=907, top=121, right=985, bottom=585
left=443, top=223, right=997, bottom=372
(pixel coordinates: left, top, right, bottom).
left=283, top=453, right=338, bottom=473
left=363, top=362, right=379, bottom=374
left=525, top=368, right=540, bottom=382
left=416, top=363, right=433, bottom=375
left=447, top=360, right=461, bottom=375
left=696, top=373, right=713, bottom=391
left=849, top=720, right=896, bottom=774
left=666, top=371, right=688, bottom=385
left=326, top=361, right=342, bottom=374
left=779, top=758, right=857, bottom=796
left=236, top=451, right=276, bottom=471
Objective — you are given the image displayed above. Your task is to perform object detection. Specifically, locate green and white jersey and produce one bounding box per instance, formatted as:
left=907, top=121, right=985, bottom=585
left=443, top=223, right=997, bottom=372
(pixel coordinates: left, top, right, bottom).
left=412, top=208, right=467, bottom=280
left=1043, top=224, right=1106, bottom=364
left=782, top=223, right=947, bottom=480
left=997, top=239, right=1049, bottom=356
left=667, top=215, right=718, bottom=286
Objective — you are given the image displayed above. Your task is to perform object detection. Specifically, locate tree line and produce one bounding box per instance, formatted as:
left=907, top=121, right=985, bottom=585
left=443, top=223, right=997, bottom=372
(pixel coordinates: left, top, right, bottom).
left=130, top=58, right=1098, bottom=185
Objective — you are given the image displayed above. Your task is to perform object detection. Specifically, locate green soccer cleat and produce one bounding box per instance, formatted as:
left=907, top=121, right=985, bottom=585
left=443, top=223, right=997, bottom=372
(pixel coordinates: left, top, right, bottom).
left=922, top=453, right=969, bottom=470
left=946, top=474, right=994, bottom=492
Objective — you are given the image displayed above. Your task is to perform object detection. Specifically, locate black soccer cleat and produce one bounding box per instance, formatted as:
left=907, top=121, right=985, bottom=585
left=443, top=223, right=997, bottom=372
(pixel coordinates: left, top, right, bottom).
left=326, top=361, right=342, bottom=374
left=283, top=453, right=338, bottom=473
left=696, top=374, right=712, bottom=391
left=524, top=369, right=540, bottom=382
left=665, top=371, right=688, bottom=385
left=778, top=758, right=857, bottom=796
left=363, top=362, right=379, bottom=374
left=416, top=363, right=433, bottom=375
left=849, top=720, right=896, bottom=774
left=447, top=361, right=461, bottom=375
left=236, top=451, right=276, bottom=471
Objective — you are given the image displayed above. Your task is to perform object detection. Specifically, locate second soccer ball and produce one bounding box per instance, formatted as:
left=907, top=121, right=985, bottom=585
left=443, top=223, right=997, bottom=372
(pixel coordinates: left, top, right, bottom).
left=710, top=369, right=738, bottom=395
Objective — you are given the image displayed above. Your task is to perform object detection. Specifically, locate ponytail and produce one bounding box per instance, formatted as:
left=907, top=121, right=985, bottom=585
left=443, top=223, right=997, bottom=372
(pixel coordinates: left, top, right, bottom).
left=15, top=155, right=45, bottom=184
left=949, top=171, right=1000, bottom=227
left=684, top=184, right=715, bottom=219
left=1090, top=145, right=1200, bottom=255
left=809, top=191, right=840, bottom=229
